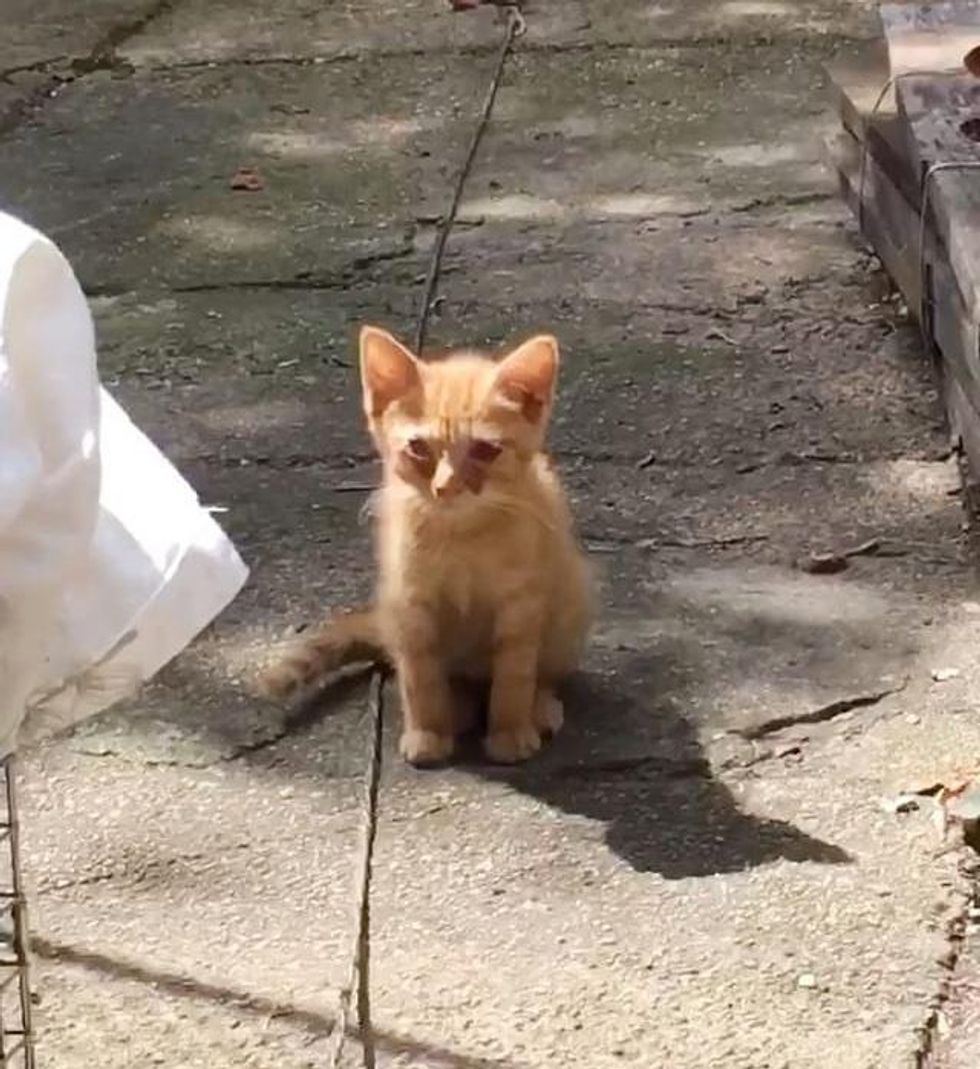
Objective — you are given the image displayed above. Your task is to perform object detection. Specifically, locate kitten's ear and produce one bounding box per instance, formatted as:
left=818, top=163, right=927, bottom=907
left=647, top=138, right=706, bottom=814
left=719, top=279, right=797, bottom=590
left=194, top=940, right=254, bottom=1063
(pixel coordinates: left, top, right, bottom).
left=359, top=326, right=421, bottom=417
left=494, top=335, right=559, bottom=424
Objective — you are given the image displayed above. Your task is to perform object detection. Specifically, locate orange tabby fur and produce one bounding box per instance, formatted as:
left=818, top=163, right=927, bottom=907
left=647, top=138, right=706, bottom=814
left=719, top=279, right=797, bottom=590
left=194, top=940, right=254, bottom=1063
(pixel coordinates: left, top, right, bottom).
left=259, top=326, right=593, bottom=765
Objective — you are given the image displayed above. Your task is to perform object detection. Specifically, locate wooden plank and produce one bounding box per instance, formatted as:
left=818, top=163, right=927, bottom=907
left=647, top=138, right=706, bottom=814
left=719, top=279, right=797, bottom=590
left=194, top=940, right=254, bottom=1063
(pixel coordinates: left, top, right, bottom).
left=894, top=73, right=980, bottom=319
left=825, top=48, right=921, bottom=254
left=880, top=1, right=980, bottom=78
left=882, top=4, right=980, bottom=324
left=828, top=119, right=980, bottom=484
left=825, top=39, right=921, bottom=208
left=825, top=39, right=894, bottom=139
left=826, top=127, right=921, bottom=309
left=943, top=347, right=980, bottom=486
left=832, top=9, right=980, bottom=483
left=932, top=252, right=980, bottom=485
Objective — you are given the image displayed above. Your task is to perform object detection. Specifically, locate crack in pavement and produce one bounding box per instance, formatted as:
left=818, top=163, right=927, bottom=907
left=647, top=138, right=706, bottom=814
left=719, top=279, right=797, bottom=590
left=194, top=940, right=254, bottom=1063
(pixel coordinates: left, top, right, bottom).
left=71, top=0, right=179, bottom=75
left=81, top=237, right=423, bottom=299
left=0, top=55, right=69, bottom=80
left=137, top=31, right=872, bottom=74
left=0, top=0, right=182, bottom=134
left=220, top=664, right=379, bottom=765
left=914, top=861, right=979, bottom=1068
left=585, top=532, right=768, bottom=552
left=736, top=679, right=909, bottom=742
left=729, top=191, right=837, bottom=214
left=68, top=666, right=377, bottom=772
left=164, top=445, right=930, bottom=477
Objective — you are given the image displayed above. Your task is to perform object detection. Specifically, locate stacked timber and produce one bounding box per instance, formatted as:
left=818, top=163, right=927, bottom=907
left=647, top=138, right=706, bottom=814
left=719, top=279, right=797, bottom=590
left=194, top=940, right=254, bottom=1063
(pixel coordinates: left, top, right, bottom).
left=826, top=2, right=980, bottom=483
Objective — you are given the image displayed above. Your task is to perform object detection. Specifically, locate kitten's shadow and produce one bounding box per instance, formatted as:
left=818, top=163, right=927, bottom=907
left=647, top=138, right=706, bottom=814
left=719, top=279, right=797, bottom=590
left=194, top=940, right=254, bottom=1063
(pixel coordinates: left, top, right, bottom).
left=468, top=649, right=851, bottom=879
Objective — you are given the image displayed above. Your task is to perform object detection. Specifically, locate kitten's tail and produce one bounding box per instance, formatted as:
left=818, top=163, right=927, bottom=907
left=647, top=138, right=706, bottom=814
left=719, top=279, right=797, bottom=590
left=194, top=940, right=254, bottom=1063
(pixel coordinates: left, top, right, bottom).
left=258, top=608, right=387, bottom=698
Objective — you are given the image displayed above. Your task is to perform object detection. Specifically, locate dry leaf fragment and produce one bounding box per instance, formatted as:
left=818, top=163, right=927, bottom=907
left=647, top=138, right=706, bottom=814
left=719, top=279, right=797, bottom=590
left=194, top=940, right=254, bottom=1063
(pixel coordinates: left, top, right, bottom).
left=846, top=538, right=881, bottom=557
left=230, top=167, right=264, bottom=192
left=796, top=537, right=906, bottom=576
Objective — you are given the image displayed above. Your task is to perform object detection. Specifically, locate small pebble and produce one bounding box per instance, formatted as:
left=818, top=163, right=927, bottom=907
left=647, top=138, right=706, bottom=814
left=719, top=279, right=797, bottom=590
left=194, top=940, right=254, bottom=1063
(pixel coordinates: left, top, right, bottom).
left=932, top=667, right=961, bottom=682
left=797, top=973, right=818, bottom=989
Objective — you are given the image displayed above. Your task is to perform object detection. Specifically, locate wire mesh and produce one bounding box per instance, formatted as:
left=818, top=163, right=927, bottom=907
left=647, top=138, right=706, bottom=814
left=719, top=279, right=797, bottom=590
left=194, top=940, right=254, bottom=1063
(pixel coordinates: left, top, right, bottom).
left=0, top=757, right=36, bottom=1068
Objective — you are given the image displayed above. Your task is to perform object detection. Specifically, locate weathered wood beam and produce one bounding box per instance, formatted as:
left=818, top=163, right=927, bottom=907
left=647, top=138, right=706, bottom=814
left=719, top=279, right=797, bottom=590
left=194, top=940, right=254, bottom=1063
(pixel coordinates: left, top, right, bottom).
left=827, top=11, right=980, bottom=481
left=827, top=126, right=920, bottom=309
left=894, top=74, right=980, bottom=320
left=830, top=119, right=980, bottom=477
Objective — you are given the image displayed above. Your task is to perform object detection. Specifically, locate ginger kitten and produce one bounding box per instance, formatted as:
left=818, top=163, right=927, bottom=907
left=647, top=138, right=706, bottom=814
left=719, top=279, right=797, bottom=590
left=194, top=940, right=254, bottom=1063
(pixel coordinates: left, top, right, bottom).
left=260, top=326, right=593, bottom=766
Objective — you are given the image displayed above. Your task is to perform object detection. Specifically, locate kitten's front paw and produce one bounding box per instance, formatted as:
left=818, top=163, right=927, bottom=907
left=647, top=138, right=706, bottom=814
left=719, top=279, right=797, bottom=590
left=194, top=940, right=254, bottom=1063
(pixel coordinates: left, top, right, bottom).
left=400, top=729, right=455, bottom=767
left=484, top=723, right=541, bottom=764
left=533, top=691, right=564, bottom=739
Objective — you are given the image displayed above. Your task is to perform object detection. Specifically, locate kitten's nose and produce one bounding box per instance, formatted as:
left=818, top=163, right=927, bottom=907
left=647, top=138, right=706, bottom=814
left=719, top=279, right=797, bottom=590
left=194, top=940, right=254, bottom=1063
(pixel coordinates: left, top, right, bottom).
left=432, top=457, right=462, bottom=499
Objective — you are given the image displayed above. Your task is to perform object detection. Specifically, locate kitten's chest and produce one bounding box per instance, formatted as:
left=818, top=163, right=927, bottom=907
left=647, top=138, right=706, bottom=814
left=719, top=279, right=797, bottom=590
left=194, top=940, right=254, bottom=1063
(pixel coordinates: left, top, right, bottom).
left=413, top=542, right=497, bottom=617
left=380, top=498, right=548, bottom=617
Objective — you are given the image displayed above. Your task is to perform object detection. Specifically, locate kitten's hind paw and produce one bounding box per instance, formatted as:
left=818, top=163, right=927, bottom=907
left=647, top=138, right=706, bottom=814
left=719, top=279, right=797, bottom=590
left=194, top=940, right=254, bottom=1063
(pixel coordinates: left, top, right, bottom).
left=484, top=724, right=541, bottom=764
left=400, top=729, right=455, bottom=768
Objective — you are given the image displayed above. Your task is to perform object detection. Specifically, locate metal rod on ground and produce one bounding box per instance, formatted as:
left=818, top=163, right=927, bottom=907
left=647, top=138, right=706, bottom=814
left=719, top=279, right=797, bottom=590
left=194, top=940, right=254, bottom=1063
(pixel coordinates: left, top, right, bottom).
left=325, top=7, right=523, bottom=1067
left=415, top=3, right=524, bottom=354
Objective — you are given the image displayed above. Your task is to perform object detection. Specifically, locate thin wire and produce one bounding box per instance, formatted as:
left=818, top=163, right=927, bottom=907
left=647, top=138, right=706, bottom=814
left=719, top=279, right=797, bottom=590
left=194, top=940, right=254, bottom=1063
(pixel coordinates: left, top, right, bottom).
left=414, top=3, right=525, bottom=353
left=326, top=8, right=523, bottom=1067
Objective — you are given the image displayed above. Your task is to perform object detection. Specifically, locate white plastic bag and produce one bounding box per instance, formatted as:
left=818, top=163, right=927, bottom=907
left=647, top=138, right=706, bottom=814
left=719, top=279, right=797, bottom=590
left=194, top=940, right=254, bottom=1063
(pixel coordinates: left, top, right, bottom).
left=0, top=211, right=248, bottom=755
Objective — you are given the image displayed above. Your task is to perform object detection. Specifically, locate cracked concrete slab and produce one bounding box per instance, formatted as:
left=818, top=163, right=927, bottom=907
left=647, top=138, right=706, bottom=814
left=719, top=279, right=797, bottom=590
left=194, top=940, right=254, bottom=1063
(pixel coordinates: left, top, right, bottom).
left=0, top=52, right=501, bottom=290
left=4, top=0, right=980, bottom=1065
left=120, top=0, right=880, bottom=70
left=459, top=42, right=843, bottom=215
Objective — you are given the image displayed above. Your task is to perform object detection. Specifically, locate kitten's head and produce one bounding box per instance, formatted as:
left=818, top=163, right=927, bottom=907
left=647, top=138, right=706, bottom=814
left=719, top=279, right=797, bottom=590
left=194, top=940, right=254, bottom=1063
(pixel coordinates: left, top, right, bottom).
left=358, top=325, right=559, bottom=502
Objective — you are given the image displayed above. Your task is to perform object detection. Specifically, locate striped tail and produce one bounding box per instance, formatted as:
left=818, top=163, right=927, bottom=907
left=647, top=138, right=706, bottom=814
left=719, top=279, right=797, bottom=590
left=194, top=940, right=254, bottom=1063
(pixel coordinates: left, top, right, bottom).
left=258, top=608, right=387, bottom=698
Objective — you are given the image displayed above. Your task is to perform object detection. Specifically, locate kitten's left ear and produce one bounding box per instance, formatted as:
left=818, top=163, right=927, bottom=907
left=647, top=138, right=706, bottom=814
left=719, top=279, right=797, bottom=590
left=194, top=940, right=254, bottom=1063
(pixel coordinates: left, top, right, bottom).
left=359, top=325, right=421, bottom=418
left=494, top=334, right=559, bottom=424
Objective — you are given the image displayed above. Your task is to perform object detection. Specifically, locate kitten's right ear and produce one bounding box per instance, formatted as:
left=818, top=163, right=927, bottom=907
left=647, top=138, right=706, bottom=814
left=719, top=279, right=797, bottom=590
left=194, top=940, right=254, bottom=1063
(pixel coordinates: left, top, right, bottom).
left=494, top=334, right=559, bottom=425
left=359, top=326, right=421, bottom=417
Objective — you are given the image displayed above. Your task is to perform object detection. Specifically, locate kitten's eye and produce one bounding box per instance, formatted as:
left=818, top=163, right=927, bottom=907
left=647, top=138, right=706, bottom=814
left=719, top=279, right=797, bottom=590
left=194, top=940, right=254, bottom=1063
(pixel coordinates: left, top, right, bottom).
left=405, top=437, right=432, bottom=462
left=468, top=439, right=502, bottom=463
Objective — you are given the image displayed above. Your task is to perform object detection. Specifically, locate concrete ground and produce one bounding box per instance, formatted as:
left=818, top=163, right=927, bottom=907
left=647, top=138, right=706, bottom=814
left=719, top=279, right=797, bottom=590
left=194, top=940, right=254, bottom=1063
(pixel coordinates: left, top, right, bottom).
left=4, top=1, right=980, bottom=1065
